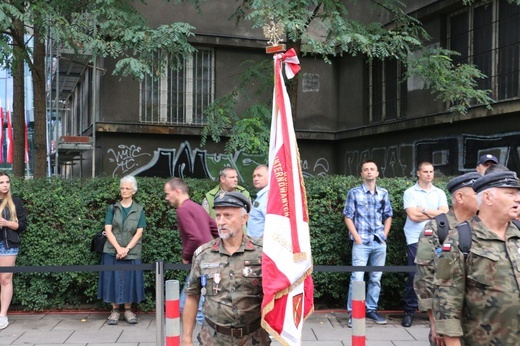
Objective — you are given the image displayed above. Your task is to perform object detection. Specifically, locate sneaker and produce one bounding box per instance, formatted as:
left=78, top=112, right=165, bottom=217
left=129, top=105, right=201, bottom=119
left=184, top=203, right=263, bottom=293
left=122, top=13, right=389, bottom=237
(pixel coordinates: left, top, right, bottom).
left=0, top=315, right=8, bottom=330
left=347, top=317, right=352, bottom=328
left=124, top=310, right=138, bottom=324
left=366, top=311, right=387, bottom=325
left=107, top=310, right=120, bottom=325
left=402, top=312, right=414, bottom=328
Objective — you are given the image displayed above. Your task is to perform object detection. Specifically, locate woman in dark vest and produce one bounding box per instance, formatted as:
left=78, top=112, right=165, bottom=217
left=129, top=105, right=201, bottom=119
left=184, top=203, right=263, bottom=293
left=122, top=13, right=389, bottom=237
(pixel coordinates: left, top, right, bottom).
left=98, top=175, right=146, bottom=325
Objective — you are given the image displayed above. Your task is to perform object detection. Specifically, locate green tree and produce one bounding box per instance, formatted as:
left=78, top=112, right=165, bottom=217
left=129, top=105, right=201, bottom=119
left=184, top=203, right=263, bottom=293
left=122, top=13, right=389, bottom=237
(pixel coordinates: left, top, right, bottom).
left=0, top=0, right=196, bottom=177
left=196, top=0, right=520, bottom=155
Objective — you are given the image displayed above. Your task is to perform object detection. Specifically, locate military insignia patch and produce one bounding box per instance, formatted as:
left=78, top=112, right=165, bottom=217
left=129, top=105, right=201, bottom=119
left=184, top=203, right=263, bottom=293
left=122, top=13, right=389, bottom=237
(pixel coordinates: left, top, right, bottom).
left=442, top=243, right=452, bottom=251
left=292, top=293, right=303, bottom=328
left=424, top=229, right=433, bottom=236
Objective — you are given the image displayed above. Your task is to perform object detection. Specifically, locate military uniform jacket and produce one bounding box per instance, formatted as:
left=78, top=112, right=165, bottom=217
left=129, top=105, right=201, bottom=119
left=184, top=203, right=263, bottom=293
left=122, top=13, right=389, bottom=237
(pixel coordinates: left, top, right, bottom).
left=414, top=209, right=458, bottom=313
left=433, top=216, right=520, bottom=345
left=186, top=235, right=264, bottom=328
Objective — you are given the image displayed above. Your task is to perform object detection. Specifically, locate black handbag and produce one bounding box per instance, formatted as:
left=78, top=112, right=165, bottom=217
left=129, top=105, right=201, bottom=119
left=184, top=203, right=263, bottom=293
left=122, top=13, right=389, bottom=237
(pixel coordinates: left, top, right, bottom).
left=90, top=204, right=114, bottom=254
left=90, top=230, right=107, bottom=254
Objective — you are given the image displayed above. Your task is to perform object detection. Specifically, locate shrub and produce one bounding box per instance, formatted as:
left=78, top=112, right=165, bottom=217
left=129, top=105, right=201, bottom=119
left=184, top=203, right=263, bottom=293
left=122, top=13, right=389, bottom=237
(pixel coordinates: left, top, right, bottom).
left=8, top=175, right=447, bottom=311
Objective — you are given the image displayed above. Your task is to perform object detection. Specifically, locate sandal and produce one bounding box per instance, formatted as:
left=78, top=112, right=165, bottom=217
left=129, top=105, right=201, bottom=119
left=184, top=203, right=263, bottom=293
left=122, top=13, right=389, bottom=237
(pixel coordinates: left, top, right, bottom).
left=107, top=309, right=120, bottom=325
left=124, top=310, right=138, bottom=324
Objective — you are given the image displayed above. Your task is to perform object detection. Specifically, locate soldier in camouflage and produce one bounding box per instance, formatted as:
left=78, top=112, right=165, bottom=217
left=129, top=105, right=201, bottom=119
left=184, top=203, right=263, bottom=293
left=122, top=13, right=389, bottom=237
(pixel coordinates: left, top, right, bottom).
left=433, top=171, right=520, bottom=346
left=414, top=172, right=480, bottom=346
left=182, top=191, right=270, bottom=346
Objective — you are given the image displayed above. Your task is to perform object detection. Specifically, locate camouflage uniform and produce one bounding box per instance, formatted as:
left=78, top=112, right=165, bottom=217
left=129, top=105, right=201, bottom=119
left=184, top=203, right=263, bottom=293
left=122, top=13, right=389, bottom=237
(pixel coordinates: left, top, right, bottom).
left=186, top=235, right=270, bottom=346
left=433, top=216, right=520, bottom=346
left=414, top=210, right=458, bottom=313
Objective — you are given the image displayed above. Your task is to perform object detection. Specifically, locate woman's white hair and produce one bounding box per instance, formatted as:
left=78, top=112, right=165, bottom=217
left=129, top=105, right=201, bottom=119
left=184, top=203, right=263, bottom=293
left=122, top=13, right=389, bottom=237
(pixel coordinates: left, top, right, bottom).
left=120, top=175, right=138, bottom=192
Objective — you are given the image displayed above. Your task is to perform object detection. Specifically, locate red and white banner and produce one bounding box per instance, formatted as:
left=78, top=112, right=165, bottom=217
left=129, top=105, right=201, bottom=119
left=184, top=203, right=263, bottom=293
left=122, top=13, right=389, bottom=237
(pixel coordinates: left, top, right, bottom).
left=261, top=48, right=314, bottom=346
left=6, top=109, right=14, bottom=164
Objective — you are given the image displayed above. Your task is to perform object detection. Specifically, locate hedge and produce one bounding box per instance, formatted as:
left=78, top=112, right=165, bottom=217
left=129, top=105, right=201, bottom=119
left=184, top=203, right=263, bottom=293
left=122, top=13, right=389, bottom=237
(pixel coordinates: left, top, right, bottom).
left=8, top=175, right=448, bottom=311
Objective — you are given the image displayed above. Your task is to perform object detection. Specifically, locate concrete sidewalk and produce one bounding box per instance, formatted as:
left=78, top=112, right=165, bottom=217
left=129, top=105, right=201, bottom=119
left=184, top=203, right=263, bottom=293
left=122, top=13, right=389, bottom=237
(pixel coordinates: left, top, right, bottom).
left=0, top=310, right=430, bottom=345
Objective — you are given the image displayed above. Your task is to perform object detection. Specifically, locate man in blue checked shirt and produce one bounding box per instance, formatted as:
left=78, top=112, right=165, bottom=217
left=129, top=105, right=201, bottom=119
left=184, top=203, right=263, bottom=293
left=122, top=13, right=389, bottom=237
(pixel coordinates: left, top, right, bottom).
left=343, top=160, right=393, bottom=327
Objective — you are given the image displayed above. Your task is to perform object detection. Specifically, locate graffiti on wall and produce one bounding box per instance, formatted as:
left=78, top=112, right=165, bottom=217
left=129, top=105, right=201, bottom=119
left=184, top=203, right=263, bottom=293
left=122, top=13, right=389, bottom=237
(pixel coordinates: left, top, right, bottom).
left=344, top=131, right=520, bottom=177
left=108, top=144, right=152, bottom=177
left=107, top=141, right=330, bottom=180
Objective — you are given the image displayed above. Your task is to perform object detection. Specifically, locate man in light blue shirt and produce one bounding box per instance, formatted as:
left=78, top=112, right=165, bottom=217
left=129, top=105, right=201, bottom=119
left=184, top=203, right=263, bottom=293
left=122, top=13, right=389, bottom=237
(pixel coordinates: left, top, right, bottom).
left=247, top=165, right=268, bottom=237
left=343, top=160, right=393, bottom=327
left=401, top=161, right=448, bottom=328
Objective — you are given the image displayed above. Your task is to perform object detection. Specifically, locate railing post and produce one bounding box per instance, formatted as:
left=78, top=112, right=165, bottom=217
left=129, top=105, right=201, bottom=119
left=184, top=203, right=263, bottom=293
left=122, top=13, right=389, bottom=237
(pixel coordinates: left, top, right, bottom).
left=351, top=281, right=366, bottom=346
left=165, top=280, right=180, bottom=346
left=156, top=260, right=165, bottom=346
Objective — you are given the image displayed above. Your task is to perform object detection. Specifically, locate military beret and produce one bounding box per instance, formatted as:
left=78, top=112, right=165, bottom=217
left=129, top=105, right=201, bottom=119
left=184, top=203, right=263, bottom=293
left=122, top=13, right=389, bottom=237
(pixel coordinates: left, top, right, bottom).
left=447, top=172, right=482, bottom=194
left=472, top=171, right=520, bottom=193
left=213, top=191, right=251, bottom=213
left=478, top=154, right=498, bottom=165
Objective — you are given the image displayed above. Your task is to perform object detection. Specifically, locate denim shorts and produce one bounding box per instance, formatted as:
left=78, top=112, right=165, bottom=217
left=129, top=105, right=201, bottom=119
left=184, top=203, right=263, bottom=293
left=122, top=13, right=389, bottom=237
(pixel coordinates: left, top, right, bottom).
left=0, top=240, right=19, bottom=256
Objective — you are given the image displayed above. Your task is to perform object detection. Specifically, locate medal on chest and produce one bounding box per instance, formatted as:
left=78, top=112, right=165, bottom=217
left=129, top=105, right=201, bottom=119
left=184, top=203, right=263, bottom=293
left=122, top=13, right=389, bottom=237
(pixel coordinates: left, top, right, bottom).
left=200, top=275, right=207, bottom=296
left=213, top=273, right=221, bottom=293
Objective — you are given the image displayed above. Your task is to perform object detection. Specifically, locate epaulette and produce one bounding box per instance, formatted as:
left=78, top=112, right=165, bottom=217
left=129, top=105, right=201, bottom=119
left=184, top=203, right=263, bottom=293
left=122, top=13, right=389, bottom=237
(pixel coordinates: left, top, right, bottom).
left=193, top=240, right=217, bottom=258
left=246, top=235, right=263, bottom=249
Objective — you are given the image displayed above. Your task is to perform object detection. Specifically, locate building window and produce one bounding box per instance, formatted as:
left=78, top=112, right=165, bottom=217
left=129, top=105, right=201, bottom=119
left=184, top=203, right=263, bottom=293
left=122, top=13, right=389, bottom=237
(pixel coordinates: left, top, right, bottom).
left=140, top=48, right=215, bottom=125
left=369, top=58, right=406, bottom=123
left=448, top=0, right=520, bottom=101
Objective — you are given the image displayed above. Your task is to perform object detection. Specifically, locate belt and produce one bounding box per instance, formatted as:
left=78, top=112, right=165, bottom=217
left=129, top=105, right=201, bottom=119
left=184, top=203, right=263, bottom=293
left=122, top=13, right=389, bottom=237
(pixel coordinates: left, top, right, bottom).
left=205, top=318, right=261, bottom=338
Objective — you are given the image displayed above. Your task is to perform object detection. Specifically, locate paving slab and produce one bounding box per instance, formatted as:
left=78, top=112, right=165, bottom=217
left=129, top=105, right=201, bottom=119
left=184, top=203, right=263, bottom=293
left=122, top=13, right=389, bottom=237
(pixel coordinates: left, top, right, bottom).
left=0, top=310, right=434, bottom=345
left=13, top=330, right=74, bottom=344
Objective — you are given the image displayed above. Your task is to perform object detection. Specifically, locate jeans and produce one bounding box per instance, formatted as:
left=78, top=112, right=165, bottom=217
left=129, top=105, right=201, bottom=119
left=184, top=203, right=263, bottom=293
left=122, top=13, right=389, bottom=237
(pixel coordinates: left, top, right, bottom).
left=346, top=238, right=387, bottom=312
left=180, top=275, right=204, bottom=325
left=403, top=242, right=418, bottom=313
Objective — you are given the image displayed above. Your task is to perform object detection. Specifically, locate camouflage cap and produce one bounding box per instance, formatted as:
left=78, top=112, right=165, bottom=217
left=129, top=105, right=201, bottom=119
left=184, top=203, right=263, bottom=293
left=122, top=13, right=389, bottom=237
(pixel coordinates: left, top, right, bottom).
left=213, top=191, right=251, bottom=213
left=447, top=172, right=481, bottom=194
left=472, top=171, right=520, bottom=193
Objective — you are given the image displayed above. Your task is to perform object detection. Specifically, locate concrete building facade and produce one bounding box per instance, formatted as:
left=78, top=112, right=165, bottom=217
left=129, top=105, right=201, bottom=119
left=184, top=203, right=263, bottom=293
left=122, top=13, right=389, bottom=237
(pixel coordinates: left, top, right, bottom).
left=51, top=0, right=520, bottom=180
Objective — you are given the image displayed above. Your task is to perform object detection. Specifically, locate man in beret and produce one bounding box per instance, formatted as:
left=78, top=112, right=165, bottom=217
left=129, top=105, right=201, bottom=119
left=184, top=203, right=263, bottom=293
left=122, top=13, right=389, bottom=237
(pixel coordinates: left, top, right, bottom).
left=476, top=154, right=498, bottom=175
left=414, top=172, right=480, bottom=345
left=433, top=171, right=520, bottom=346
left=182, top=192, right=270, bottom=345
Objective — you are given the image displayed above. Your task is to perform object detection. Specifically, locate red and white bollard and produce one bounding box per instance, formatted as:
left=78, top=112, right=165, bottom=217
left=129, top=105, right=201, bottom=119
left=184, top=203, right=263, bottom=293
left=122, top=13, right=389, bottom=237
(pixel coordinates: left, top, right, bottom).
left=165, top=280, right=180, bottom=346
left=351, top=281, right=366, bottom=346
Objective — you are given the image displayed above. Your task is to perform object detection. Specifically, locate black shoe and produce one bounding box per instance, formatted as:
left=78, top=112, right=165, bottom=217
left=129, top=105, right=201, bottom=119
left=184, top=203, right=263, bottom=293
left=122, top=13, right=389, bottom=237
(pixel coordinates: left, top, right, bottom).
left=347, top=317, right=352, bottom=328
left=401, top=312, right=414, bottom=328
left=366, top=310, right=387, bottom=325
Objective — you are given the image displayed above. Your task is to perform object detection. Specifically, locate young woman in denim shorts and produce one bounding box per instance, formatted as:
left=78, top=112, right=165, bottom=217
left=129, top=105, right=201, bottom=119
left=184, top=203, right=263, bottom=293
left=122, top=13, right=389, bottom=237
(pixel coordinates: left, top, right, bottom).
left=0, top=172, right=28, bottom=330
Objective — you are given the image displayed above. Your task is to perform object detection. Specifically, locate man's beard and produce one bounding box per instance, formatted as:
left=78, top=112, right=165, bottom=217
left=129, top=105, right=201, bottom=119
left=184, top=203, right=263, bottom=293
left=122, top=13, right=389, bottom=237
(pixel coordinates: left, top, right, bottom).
left=218, top=227, right=236, bottom=240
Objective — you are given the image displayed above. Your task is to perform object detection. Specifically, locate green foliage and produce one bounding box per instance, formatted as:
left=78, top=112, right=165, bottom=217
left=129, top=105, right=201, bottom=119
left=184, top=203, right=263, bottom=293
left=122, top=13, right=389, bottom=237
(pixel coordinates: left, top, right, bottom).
left=405, top=47, right=494, bottom=114
left=201, top=59, right=273, bottom=155
left=198, top=0, right=506, bottom=153
left=9, top=175, right=449, bottom=311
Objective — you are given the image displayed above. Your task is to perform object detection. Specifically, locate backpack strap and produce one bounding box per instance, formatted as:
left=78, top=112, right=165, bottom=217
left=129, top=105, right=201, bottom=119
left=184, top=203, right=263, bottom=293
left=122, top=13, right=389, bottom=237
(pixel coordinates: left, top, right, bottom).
left=455, top=221, right=473, bottom=258
left=434, top=213, right=450, bottom=244
left=512, top=219, right=520, bottom=229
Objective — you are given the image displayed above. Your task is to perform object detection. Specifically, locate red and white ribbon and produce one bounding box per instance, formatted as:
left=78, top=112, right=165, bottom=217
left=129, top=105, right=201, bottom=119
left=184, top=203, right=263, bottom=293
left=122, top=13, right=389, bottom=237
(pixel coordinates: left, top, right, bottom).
left=274, top=48, right=301, bottom=79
